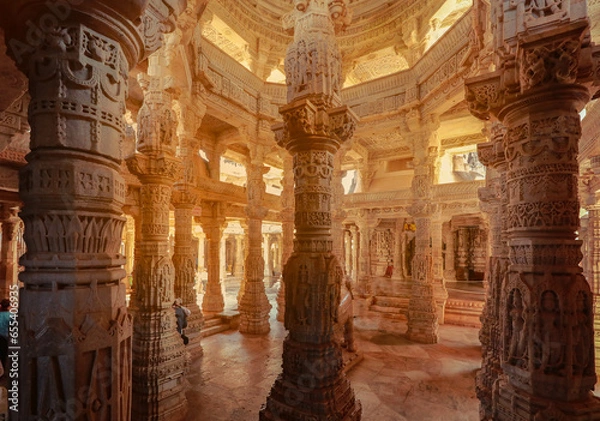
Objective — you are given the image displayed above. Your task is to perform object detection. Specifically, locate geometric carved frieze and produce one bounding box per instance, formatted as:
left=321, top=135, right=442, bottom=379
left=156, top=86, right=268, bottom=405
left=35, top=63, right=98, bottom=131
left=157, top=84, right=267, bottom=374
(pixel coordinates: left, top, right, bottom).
left=20, top=158, right=127, bottom=206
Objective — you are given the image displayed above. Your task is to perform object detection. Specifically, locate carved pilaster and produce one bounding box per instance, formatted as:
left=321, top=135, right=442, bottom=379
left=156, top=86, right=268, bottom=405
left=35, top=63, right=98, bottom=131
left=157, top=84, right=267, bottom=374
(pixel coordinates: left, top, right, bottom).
left=239, top=144, right=272, bottom=335
left=260, top=1, right=361, bottom=419
left=466, top=12, right=600, bottom=419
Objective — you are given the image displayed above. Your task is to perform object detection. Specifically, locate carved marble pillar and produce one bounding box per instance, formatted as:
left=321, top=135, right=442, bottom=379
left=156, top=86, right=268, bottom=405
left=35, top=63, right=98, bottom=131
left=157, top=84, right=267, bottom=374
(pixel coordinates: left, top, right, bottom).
left=587, top=202, right=600, bottom=374
left=581, top=157, right=600, bottom=375
left=332, top=147, right=348, bottom=264
left=172, top=193, right=203, bottom=356
left=406, top=127, right=439, bottom=344
left=392, top=220, right=403, bottom=281
left=200, top=203, right=226, bottom=314
left=260, top=1, right=361, bottom=419
left=262, top=233, right=270, bottom=277
left=127, top=55, right=187, bottom=419
left=173, top=98, right=205, bottom=356
left=344, top=229, right=352, bottom=277
left=239, top=145, right=272, bottom=334
left=2, top=1, right=181, bottom=417
left=475, top=122, right=509, bottom=420
left=431, top=216, right=448, bottom=324
left=234, top=233, right=244, bottom=277
left=276, top=154, right=294, bottom=322
left=0, top=205, right=19, bottom=298
left=237, top=220, right=249, bottom=307
left=466, top=11, right=600, bottom=418
left=443, top=221, right=456, bottom=282
left=350, top=225, right=359, bottom=282
left=356, top=218, right=376, bottom=295
left=124, top=215, right=136, bottom=287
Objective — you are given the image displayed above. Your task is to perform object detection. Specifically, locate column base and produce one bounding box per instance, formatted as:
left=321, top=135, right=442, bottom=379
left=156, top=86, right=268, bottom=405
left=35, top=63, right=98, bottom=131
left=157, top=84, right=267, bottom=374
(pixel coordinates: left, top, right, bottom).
left=239, top=282, right=272, bottom=335
left=131, top=310, right=188, bottom=421
left=494, top=379, right=600, bottom=421
left=259, top=337, right=362, bottom=421
left=184, top=304, right=204, bottom=357
left=202, top=293, right=225, bottom=314
left=406, top=283, right=439, bottom=344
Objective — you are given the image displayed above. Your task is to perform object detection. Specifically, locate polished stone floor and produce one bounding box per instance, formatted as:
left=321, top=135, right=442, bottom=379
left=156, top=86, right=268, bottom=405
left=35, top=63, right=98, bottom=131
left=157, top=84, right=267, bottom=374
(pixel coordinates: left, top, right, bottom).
left=185, top=289, right=481, bottom=421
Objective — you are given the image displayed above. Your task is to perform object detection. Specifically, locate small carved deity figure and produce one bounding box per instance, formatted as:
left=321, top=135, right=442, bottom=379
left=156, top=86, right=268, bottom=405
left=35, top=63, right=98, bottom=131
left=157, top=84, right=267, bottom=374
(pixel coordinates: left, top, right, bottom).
left=572, top=291, right=591, bottom=373
left=507, top=289, right=527, bottom=366
left=526, top=0, right=562, bottom=17
left=535, top=290, right=564, bottom=373
left=293, top=264, right=310, bottom=325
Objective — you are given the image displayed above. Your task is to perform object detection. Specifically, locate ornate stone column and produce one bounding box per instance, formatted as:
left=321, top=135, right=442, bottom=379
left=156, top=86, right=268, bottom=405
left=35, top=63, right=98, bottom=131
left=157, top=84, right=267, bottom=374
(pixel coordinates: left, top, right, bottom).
left=350, top=225, right=359, bottom=282
left=431, top=216, right=448, bottom=324
left=276, top=154, right=294, bottom=322
left=466, top=9, right=600, bottom=418
left=332, top=145, right=348, bottom=263
left=356, top=217, right=376, bottom=295
left=237, top=219, right=249, bottom=307
left=443, top=221, right=456, bottom=283
left=260, top=1, right=361, bottom=419
left=239, top=144, right=272, bottom=334
left=344, top=229, right=352, bottom=277
left=0, top=204, right=19, bottom=298
left=173, top=98, right=205, bottom=356
left=200, top=202, right=226, bottom=314
left=124, top=215, right=136, bottom=286
left=127, top=52, right=188, bottom=419
left=234, top=233, right=244, bottom=277
left=475, top=122, right=509, bottom=420
left=406, top=126, right=440, bottom=344
left=1, top=1, right=182, bottom=418
left=581, top=156, right=600, bottom=374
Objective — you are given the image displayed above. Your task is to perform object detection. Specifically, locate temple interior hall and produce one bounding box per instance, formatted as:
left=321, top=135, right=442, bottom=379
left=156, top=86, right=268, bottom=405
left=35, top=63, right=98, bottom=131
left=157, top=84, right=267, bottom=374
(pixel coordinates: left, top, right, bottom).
left=2, top=0, right=600, bottom=420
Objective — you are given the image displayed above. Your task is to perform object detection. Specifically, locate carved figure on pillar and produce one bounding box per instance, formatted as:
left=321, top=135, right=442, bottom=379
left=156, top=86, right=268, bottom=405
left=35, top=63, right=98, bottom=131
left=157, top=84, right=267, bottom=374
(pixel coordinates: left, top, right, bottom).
left=466, top=8, right=600, bottom=419
left=260, top=1, right=361, bottom=419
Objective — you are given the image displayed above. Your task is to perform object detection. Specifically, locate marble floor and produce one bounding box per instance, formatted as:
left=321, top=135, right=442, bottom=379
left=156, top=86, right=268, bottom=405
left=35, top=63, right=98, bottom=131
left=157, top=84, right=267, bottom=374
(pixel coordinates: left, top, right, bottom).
left=185, top=290, right=482, bottom=421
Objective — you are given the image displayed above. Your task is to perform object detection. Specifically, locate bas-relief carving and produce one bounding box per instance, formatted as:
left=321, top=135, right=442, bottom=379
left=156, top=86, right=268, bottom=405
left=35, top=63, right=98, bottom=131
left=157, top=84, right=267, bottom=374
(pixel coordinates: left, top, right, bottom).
left=467, top=7, right=600, bottom=419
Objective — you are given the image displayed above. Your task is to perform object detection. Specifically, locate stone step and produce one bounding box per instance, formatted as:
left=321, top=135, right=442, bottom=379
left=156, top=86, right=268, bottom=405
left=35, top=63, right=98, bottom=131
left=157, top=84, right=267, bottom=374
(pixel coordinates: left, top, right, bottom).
left=203, top=317, right=224, bottom=328
left=201, top=323, right=230, bottom=338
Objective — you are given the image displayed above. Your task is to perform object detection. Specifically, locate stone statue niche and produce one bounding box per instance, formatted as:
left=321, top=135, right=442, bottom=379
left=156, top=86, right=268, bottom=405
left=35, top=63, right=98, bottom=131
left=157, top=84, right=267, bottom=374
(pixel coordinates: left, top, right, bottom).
left=370, top=223, right=395, bottom=277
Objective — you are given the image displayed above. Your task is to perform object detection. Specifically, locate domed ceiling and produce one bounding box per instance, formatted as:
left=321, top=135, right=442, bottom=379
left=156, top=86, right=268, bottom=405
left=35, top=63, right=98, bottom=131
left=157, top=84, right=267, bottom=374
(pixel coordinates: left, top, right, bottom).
left=200, top=0, right=472, bottom=86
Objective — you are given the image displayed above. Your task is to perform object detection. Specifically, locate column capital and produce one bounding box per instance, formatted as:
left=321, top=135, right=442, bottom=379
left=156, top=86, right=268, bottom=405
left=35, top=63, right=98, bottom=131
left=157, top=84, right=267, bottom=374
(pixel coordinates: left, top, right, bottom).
left=2, top=0, right=185, bottom=73
left=273, top=101, right=358, bottom=153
